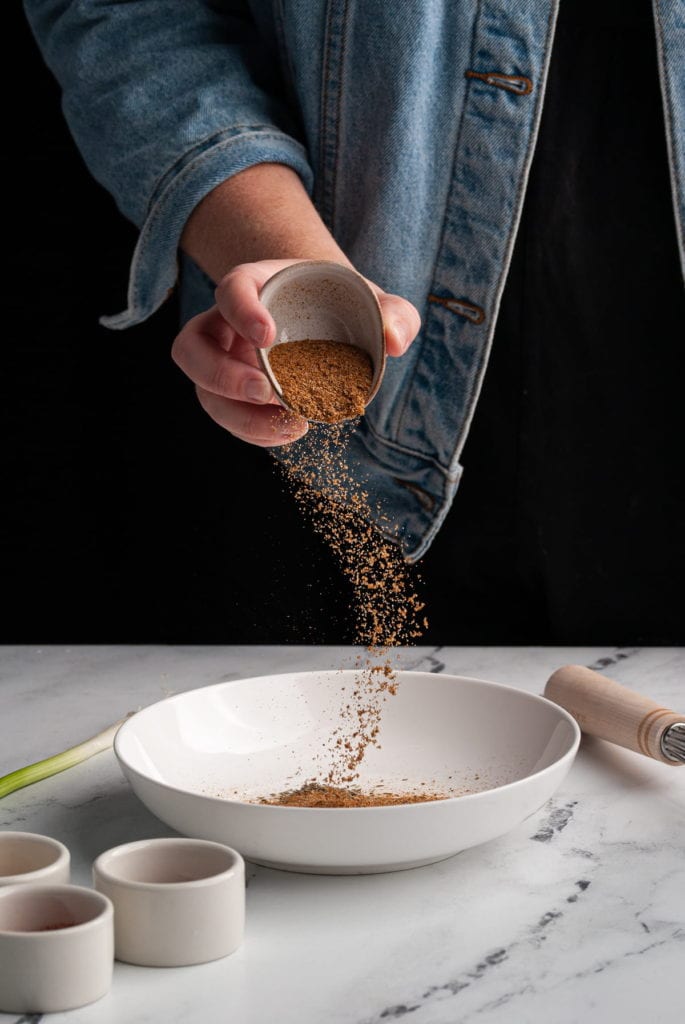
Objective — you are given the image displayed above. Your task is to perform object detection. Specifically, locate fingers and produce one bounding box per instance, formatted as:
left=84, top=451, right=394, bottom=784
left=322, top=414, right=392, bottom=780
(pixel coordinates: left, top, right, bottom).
left=195, top=386, right=308, bottom=447
left=215, top=262, right=422, bottom=359
left=376, top=293, right=422, bottom=357
left=171, top=308, right=273, bottom=404
left=172, top=306, right=308, bottom=446
left=172, top=259, right=421, bottom=450
left=214, top=264, right=277, bottom=347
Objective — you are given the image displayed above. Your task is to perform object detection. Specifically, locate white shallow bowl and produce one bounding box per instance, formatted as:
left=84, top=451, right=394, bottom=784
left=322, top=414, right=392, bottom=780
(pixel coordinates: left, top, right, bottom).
left=114, top=671, right=580, bottom=875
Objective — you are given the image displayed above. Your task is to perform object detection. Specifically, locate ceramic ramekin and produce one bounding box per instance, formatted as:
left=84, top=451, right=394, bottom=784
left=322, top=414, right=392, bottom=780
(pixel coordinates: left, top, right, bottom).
left=0, top=831, right=70, bottom=887
left=92, top=836, right=245, bottom=967
left=257, top=260, right=387, bottom=422
left=0, top=883, right=114, bottom=1013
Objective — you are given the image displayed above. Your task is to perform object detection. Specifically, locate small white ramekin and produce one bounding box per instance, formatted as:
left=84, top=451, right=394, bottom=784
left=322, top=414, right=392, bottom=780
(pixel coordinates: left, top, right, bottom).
left=0, top=883, right=114, bottom=1013
left=257, top=260, right=387, bottom=422
left=0, top=831, right=70, bottom=887
left=92, top=836, right=245, bottom=967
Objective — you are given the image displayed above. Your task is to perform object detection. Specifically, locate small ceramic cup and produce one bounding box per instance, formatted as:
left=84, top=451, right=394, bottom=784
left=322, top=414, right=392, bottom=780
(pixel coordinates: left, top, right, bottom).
left=0, top=831, right=70, bottom=887
left=92, top=837, right=245, bottom=967
left=258, top=260, right=386, bottom=422
left=0, top=883, right=114, bottom=1013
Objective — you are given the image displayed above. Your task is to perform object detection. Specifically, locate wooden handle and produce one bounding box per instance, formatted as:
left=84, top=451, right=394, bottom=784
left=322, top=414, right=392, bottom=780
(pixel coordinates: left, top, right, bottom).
left=544, top=665, right=683, bottom=765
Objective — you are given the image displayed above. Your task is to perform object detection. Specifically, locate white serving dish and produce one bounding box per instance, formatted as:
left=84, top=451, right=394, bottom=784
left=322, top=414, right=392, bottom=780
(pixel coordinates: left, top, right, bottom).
left=114, top=670, right=580, bottom=875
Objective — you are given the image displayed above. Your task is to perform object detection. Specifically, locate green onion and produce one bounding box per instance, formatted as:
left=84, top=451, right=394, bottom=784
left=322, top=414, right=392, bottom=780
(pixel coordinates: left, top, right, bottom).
left=0, top=712, right=136, bottom=799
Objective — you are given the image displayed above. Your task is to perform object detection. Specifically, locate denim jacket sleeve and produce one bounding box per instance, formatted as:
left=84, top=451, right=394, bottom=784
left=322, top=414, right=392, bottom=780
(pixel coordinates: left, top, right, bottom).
left=22, top=0, right=314, bottom=329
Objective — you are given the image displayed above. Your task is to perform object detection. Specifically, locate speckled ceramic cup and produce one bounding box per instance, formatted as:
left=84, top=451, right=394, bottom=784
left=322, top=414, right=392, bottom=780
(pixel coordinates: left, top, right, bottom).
left=0, top=883, right=113, bottom=1013
left=92, top=837, right=245, bottom=967
left=0, top=832, right=70, bottom=887
left=257, top=260, right=386, bottom=422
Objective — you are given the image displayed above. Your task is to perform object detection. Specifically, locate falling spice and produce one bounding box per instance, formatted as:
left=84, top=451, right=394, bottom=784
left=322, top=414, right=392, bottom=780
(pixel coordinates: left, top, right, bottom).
left=262, top=401, right=433, bottom=807
left=268, top=338, right=373, bottom=423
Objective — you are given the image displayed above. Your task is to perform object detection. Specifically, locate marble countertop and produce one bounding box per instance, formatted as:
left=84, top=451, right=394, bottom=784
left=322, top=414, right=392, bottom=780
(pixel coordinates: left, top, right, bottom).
left=1, top=644, right=683, bottom=1024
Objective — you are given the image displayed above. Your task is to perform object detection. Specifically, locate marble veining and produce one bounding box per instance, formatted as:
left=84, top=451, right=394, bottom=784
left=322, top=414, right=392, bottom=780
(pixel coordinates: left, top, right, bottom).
left=1, top=645, right=683, bottom=1024
left=585, top=647, right=642, bottom=671
left=529, top=800, right=578, bottom=842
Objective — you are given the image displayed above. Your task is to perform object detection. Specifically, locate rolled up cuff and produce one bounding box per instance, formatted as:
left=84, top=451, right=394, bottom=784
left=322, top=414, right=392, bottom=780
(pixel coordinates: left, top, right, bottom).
left=99, top=127, right=314, bottom=331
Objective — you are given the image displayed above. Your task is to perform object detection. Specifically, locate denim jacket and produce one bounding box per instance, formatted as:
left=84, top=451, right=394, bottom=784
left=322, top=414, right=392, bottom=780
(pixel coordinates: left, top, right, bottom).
left=23, top=1, right=685, bottom=560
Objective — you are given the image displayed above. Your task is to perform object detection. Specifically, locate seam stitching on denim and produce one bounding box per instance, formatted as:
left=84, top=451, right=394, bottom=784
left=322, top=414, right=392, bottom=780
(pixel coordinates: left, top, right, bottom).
left=317, top=1, right=334, bottom=215
left=391, top=0, right=484, bottom=438
left=331, top=0, right=350, bottom=235
left=317, top=0, right=350, bottom=232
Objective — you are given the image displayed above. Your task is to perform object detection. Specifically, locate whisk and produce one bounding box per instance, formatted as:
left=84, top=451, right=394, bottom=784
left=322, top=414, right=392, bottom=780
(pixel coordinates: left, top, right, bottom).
left=544, top=665, right=685, bottom=765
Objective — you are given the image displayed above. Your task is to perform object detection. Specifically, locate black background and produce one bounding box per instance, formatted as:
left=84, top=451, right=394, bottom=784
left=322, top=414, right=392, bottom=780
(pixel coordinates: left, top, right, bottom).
left=6, top=3, right=684, bottom=646
left=6, top=6, right=364, bottom=644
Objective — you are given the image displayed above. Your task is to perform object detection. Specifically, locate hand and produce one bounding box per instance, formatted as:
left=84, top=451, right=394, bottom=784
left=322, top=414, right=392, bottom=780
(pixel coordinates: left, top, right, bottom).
left=171, top=258, right=421, bottom=448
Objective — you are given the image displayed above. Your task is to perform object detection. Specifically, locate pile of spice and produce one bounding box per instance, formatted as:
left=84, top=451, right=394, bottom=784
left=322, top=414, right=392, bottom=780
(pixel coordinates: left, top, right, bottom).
left=259, top=782, right=445, bottom=808
left=261, top=336, right=434, bottom=807
left=268, top=338, right=373, bottom=422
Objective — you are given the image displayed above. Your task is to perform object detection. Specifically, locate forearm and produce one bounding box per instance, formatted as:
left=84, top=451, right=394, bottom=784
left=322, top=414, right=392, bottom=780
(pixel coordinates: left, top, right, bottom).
left=180, top=163, right=351, bottom=284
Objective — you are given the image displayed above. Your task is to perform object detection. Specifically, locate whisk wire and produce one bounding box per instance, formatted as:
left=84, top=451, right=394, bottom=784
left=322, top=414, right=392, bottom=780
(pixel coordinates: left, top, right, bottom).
left=662, top=723, right=685, bottom=764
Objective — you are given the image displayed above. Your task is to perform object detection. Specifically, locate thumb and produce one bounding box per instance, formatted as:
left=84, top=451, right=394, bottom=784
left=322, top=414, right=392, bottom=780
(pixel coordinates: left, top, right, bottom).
left=376, top=292, right=422, bottom=356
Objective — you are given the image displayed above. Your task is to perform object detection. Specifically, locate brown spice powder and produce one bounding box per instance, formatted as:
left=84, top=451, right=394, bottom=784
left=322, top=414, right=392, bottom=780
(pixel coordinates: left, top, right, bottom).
left=269, top=339, right=373, bottom=422
left=265, top=417, right=433, bottom=807
left=259, top=783, right=445, bottom=808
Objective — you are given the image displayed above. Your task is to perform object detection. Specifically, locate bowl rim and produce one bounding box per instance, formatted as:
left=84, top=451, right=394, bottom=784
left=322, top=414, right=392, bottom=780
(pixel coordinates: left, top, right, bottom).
left=0, top=831, right=70, bottom=885
left=0, top=884, right=113, bottom=938
left=256, top=259, right=387, bottom=422
left=113, top=669, right=581, bottom=813
left=92, top=837, right=244, bottom=893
